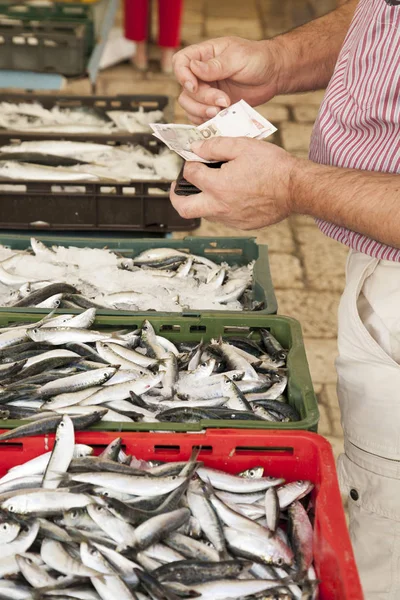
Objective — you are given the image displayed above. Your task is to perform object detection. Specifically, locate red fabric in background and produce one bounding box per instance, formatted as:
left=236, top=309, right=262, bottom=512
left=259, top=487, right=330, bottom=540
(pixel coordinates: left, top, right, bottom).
left=124, top=0, right=183, bottom=48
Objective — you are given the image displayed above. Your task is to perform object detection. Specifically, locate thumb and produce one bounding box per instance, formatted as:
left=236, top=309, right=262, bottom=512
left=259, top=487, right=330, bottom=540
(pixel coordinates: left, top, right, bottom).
left=191, top=137, right=245, bottom=162
left=190, top=51, right=237, bottom=82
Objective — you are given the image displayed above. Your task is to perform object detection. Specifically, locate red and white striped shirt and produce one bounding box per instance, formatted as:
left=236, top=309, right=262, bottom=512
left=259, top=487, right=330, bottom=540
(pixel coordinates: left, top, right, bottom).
left=309, top=0, right=400, bottom=260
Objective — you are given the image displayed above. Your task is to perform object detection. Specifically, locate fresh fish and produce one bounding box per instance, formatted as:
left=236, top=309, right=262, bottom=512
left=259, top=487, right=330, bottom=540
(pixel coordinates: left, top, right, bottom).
left=197, top=467, right=285, bottom=493
left=0, top=160, right=100, bottom=181
left=0, top=426, right=319, bottom=598
left=42, top=415, right=75, bottom=489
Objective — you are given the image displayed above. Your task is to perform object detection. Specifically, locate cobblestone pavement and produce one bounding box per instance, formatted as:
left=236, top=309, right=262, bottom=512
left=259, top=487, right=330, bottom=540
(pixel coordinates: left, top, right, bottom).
left=65, top=0, right=346, bottom=460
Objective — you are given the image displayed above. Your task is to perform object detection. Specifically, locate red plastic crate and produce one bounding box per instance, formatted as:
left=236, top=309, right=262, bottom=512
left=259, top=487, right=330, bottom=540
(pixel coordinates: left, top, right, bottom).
left=0, top=429, right=363, bottom=600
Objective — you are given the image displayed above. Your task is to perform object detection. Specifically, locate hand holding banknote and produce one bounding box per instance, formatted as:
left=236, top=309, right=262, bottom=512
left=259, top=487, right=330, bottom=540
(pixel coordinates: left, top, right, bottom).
left=150, top=100, right=277, bottom=162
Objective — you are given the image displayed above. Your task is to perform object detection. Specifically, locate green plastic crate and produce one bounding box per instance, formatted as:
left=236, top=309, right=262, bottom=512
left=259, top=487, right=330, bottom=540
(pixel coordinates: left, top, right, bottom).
left=0, top=234, right=278, bottom=315
left=0, top=1, right=95, bottom=60
left=0, top=311, right=319, bottom=432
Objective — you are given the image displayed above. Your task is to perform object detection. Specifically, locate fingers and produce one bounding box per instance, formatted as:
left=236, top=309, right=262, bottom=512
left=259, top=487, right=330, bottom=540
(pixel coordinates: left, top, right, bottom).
left=170, top=188, right=210, bottom=220
left=183, top=162, right=219, bottom=192
left=191, top=137, right=246, bottom=162
left=190, top=49, right=237, bottom=84
left=173, top=42, right=216, bottom=93
left=179, top=91, right=222, bottom=122
left=186, top=82, right=230, bottom=108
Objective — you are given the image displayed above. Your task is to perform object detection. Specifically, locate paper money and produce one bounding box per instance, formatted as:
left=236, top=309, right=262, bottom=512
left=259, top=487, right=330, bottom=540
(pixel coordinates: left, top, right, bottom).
left=150, top=100, right=277, bottom=162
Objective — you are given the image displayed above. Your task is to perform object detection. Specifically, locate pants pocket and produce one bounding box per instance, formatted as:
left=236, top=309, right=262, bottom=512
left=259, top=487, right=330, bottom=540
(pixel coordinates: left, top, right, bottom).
left=338, top=452, right=400, bottom=599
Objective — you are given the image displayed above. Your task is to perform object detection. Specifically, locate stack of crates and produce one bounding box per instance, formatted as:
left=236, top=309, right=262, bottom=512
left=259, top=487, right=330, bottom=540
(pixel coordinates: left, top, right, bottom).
left=0, top=91, right=363, bottom=598
left=0, top=0, right=95, bottom=76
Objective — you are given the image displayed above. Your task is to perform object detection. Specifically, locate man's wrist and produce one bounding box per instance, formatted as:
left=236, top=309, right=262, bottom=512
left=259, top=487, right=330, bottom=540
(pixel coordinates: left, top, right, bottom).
left=257, top=38, right=288, bottom=98
left=288, top=156, right=316, bottom=216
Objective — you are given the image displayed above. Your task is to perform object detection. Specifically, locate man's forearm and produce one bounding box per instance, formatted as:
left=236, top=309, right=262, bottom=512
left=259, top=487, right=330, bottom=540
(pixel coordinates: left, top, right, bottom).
left=291, top=160, right=400, bottom=249
left=269, top=0, right=358, bottom=94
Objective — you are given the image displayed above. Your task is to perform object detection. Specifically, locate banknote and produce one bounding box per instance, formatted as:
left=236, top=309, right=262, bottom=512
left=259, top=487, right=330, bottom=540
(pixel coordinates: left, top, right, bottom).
left=150, top=100, right=277, bottom=163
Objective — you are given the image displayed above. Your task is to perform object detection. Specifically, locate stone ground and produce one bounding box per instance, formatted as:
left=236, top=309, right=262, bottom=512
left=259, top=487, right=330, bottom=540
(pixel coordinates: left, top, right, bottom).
left=64, top=0, right=346, bottom=459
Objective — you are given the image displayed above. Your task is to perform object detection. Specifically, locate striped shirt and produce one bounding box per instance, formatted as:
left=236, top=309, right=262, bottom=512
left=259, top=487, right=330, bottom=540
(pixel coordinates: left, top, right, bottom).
left=309, top=0, right=400, bottom=260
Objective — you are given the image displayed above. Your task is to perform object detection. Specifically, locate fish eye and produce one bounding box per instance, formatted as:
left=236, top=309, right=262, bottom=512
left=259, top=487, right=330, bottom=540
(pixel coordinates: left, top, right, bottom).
left=8, top=506, right=14, bottom=512
left=248, top=470, right=257, bottom=478
left=276, top=558, right=284, bottom=566
left=296, top=480, right=304, bottom=485
left=95, top=505, right=103, bottom=511
left=60, top=422, right=65, bottom=427
left=70, top=510, right=78, bottom=519
left=32, top=329, right=38, bottom=334
left=1, top=523, right=8, bottom=530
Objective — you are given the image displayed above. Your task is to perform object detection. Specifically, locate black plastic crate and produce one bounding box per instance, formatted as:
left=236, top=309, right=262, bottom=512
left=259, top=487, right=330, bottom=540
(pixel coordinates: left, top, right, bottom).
left=0, top=93, right=173, bottom=142
left=0, top=19, right=89, bottom=76
left=0, top=179, right=197, bottom=232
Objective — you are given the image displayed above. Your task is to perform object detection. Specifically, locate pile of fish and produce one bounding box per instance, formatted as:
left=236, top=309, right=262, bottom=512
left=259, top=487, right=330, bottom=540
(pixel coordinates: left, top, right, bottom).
left=0, top=239, right=257, bottom=313
left=0, top=102, right=165, bottom=134
left=0, top=140, right=182, bottom=182
left=0, top=312, right=297, bottom=431
left=0, top=421, right=317, bottom=599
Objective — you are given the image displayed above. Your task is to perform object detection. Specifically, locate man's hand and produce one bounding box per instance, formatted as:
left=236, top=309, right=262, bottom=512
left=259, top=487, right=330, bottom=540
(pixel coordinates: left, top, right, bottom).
left=170, top=137, right=298, bottom=229
left=172, top=37, right=281, bottom=124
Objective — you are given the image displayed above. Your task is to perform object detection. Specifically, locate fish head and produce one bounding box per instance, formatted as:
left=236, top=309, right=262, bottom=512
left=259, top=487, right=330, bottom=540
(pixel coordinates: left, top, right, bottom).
left=26, top=328, right=42, bottom=342
left=2, top=495, right=27, bottom=514
left=238, top=467, right=264, bottom=479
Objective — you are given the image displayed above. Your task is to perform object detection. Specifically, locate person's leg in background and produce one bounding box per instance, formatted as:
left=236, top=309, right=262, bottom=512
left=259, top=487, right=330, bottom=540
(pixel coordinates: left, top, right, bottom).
left=124, top=0, right=149, bottom=70
left=158, top=0, right=183, bottom=73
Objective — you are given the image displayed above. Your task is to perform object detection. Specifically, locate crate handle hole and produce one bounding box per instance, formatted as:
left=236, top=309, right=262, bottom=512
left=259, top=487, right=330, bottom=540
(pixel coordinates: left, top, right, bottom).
left=235, top=446, right=294, bottom=456
left=204, top=248, right=242, bottom=256
left=160, top=325, right=180, bottom=332
left=122, top=187, right=136, bottom=195
left=190, top=325, right=206, bottom=333
left=154, top=445, right=180, bottom=454
left=223, top=326, right=251, bottom=334
left=0, top=442, right=23, bottom=451
left=90, top=443, right=127, bottom=455
left=192, top=445, right=212, bottom=454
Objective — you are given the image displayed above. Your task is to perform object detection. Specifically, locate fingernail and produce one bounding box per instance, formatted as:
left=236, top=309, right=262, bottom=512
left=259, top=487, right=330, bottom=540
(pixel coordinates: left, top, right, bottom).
left=216, top=97, right=228, bottom=108
left=206, top=106, right=219, bottom=118
left=184, top=81, right=194, bottom=93
left=191, top=141, right=203, bottom=152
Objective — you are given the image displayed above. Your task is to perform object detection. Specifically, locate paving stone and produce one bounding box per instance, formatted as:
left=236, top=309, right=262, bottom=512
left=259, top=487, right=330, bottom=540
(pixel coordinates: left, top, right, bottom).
left=325, top=435, right=344, bottom=461
left=65, top=78, right=91, bottom=95
left=291, top=151, right=310, bottom=160
left=280, top=122, right=314, bottom=153
left=181, top=23, right=205, bottom=45
left=269, top=90, right=327, bottom=106
left=206, top=18, right=262, bottom=40
left=174, top=219, right=295, bottom=254
left=296, top=225, right=348, bottom=292
left=317, top=403, right=332, bottom=436
left=290, top=215, right=316, bottom=227
left=206, top=0, right=258, bottom=19
left=277, top=290, right=341, bottom=338
left=256, top=103, right=290, bottom=123
left=309, top=0, right=337, bottom=16
left=293, top=104, right=321, bottom=123
left=320, top=384, right=344, bottom=438
left=269, top=253, right=305, bottom=289
left=183, top=0, right=204, bottom=24
left=313, top=383, right=323, bottom=395
left=302, top=338, right=338, bottom=384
